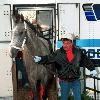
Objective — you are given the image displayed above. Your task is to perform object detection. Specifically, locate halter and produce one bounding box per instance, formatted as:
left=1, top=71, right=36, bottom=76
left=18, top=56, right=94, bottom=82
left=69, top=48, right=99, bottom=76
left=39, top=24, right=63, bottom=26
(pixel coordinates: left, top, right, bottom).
left=9, top=37, right=26, bottom=50
left=9, top=44, right=22, bottom=50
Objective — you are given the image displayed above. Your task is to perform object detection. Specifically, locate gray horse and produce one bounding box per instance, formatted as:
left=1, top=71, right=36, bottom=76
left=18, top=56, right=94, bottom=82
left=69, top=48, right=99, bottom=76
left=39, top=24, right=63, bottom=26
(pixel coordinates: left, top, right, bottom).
left=9, top=14, right=57, bottom=100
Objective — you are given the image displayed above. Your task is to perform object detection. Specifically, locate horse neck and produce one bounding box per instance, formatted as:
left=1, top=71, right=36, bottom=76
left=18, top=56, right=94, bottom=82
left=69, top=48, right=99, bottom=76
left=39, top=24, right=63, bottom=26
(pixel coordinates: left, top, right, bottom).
left=25, top=26, right=42, bottom=56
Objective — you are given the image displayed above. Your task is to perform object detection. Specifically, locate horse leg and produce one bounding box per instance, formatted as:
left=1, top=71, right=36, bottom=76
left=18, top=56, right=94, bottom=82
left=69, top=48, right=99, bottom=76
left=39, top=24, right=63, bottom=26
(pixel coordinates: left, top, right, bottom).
left=32, top=85, right=38, bottom=100
left=39, top=82, right=45, bottom=100
left=46, top=77, right=58, bottom=100
left=27, top=84, right=37, bottom=100
left=42, top=88, right=48, bottom=100
left=36, top=80, right=46, bottom=100
left=30, top=81, right=42, bottom=100
left=36, top=80, right=42, bottom=100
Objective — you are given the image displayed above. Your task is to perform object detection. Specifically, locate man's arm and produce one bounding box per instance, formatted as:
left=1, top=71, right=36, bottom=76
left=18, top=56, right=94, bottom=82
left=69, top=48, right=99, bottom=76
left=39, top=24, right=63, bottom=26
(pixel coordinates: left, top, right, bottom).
left=33, top=50, right=58, bottom=64
left=80, top=49, right=95, bottom=71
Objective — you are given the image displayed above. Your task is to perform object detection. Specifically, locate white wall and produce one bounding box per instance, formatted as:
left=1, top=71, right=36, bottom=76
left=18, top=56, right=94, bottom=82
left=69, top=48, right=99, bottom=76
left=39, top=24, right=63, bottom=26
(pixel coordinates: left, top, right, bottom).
left=57, top=0, right=100, bottom=4
left=0, top=5, right=13, bottom=98
left=0, top=0, right=56, bottom=4
left=1, top=0, right=100, bottom=5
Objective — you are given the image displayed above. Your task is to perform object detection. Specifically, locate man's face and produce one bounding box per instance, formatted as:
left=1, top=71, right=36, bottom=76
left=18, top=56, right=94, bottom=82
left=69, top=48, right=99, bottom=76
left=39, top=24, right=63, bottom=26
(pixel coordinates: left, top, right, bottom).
left=62, top=40, right=73, bottom=51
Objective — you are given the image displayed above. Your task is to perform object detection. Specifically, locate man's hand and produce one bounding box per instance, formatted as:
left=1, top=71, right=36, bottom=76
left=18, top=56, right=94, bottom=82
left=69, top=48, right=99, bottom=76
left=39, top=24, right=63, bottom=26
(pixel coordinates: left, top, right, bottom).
left=33, top=56, right=41, bottom=62
left=90, top=70, right=97, bottom=76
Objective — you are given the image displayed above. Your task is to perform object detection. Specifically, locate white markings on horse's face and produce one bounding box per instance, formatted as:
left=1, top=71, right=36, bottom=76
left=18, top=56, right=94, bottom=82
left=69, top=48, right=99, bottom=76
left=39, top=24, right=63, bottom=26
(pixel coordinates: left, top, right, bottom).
left=9, top=22, right=26, bottom=58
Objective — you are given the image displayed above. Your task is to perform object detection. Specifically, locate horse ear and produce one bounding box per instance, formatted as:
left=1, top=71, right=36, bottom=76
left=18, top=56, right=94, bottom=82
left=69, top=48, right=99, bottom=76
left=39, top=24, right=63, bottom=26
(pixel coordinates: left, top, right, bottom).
left=15, top=14, right=21, bottom=23
left=20, top=14, right=24, bottom=22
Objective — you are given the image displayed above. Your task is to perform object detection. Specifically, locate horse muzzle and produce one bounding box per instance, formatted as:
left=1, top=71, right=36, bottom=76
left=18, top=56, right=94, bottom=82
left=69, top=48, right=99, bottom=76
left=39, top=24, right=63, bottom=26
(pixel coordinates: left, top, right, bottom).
left=9, top=47, right=19, bottom=58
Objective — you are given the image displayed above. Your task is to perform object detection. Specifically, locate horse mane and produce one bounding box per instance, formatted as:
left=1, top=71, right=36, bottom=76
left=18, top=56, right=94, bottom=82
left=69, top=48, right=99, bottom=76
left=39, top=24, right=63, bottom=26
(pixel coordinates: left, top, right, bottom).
left=25, top=20, right=37, bottom=33
left=24, top=19, right=53, bottom=53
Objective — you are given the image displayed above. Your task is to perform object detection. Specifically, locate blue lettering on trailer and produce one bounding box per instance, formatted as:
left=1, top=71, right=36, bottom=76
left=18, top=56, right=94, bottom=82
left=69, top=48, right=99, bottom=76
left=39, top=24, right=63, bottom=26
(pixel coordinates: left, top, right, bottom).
left=76, top=39, right=100, bottom=59
left=83, top=4, right=100, bottom=21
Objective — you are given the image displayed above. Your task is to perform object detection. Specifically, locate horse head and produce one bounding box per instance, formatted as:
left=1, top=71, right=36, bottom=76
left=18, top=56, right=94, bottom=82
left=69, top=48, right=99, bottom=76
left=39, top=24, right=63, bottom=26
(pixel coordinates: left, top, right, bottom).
left=9, top=14, right=27, bottom=58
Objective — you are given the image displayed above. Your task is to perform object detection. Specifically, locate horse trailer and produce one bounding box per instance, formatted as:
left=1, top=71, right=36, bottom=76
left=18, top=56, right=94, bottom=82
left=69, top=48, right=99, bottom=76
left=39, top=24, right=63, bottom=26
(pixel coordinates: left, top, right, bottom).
left=0, top=0, right=100, bottom=100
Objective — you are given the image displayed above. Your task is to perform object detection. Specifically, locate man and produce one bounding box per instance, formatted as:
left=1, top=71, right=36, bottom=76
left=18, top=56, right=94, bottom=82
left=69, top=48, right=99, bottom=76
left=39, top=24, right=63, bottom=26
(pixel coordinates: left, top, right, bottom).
left=15, top=50, right=29, bottom=88
left=33, top=33, right=97, bottom=100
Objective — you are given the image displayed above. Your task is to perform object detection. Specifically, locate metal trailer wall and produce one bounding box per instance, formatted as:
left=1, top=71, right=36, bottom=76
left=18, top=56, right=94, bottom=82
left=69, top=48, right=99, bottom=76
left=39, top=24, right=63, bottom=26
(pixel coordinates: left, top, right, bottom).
left=79, top=3, right=100, bottom=99
left=0, top=5, right=13, bottom=99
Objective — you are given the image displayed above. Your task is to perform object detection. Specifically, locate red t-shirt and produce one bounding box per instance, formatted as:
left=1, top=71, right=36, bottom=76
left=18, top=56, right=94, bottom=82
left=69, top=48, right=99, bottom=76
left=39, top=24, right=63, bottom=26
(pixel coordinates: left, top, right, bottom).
left=66, top=49, right=74, bottom=62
